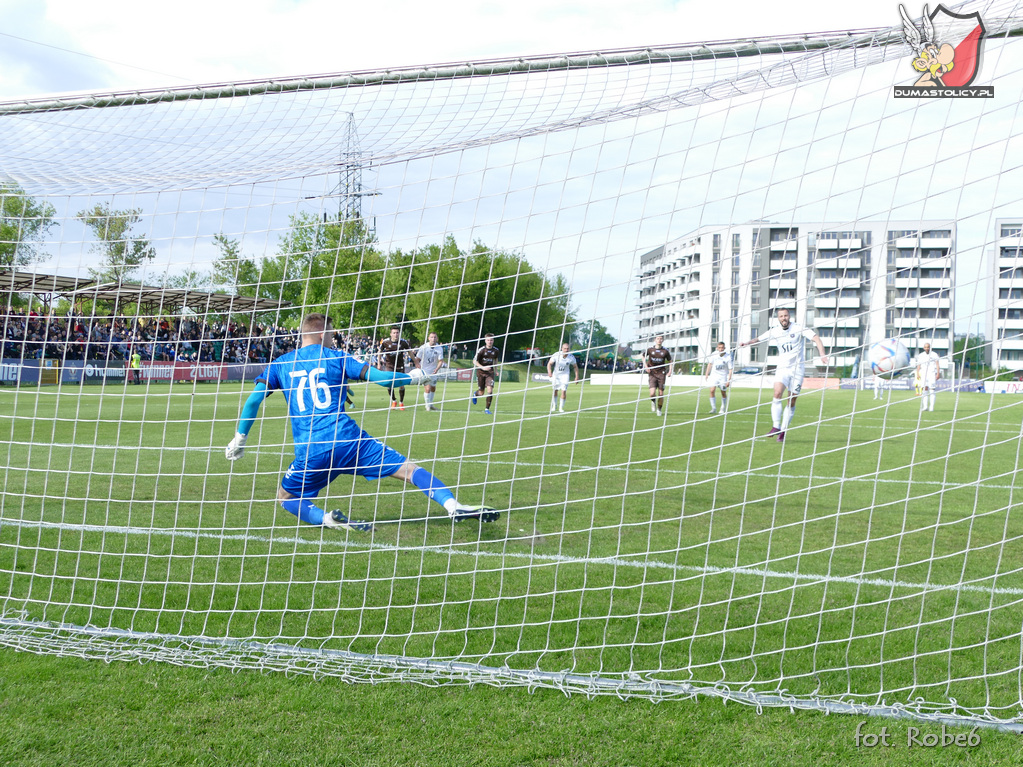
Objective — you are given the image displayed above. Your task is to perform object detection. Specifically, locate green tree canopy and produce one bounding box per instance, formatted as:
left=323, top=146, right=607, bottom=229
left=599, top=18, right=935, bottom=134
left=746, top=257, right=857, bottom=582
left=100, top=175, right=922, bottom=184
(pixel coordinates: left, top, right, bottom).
left=573, top=319, right=618, bottom=354
left=210, top=233, right=259, bottom=296
left=0, top=183, right=57, bottom=268
left=381, top=237, right=572, bottom=351
left=262, top=214, right=385, bottom=328
left=77, top=203, right=156, bottom=282
left=234, top=216, right=573, bottom=348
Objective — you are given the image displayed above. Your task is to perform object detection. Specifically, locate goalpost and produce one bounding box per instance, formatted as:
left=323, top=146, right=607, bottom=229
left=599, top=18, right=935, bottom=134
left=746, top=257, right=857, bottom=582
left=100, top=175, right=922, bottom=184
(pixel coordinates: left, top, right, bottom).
left=4, top=0, right=1023, bottom=729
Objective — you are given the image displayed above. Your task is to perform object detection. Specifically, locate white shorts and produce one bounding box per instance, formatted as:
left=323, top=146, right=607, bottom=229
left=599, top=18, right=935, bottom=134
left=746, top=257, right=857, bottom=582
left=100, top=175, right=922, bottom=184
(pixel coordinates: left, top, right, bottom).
left=551, top=374, right=570, bottom=392
left=774, top=366, right=805, bottom=395
left=920, top=377, right=937, bottom=391
left=707, top=375, right=729, bottom=389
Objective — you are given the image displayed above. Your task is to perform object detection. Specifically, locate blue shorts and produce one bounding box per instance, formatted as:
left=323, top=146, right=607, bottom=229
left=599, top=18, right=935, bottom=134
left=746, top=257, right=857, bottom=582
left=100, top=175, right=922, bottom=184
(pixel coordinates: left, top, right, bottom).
left=281, top=431, right=407, bottom=498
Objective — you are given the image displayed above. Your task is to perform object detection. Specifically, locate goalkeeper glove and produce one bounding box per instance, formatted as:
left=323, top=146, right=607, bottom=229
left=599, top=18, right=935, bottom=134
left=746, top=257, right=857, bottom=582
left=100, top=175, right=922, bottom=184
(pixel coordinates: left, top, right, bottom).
left=407, top=368, right=427, bottom=386
left=225, top=432, right=248, bottom=461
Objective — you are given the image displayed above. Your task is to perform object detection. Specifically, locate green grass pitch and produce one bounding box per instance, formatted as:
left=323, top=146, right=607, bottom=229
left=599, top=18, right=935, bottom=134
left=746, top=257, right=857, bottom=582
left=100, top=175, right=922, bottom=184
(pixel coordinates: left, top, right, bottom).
left=2, top=374, right=1022, bottom=726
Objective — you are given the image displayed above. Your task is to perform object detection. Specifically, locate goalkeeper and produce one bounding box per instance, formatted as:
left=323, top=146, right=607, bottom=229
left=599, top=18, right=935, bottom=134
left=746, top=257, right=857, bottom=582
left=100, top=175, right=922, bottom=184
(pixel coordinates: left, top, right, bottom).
left=225, top=313, right=499, bottom=532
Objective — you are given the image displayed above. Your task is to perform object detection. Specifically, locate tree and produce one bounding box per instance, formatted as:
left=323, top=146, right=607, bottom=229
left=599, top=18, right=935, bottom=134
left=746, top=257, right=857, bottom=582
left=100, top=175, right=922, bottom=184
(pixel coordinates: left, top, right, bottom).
left=573, top=319, right=618, bottom=353
left=265, top=213, right=385, bottom=328
left=210, top=233, right=259, bottom=295
left=953, top=333, right=990, bottom=378
left=385, top=238, right=573, bottom=351
left=0, top=183, right=57, bottom=268
left=77, top=204, right=156, bottom=282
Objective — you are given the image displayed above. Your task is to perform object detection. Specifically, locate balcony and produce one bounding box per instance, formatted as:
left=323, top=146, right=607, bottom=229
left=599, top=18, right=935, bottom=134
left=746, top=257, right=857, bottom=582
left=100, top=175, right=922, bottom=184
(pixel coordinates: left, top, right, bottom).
left=814, top=277, right=862, bottom=290
left=815, top=315, right=861, bottom=328
left=770, top=240, right=798, bottom=252
left=918, top=278, right=952, bottom=290
left=920, top=236, right=953, bottom=249
left=769, top=258, right=798, bottom=271
left=819, top=335, right=862, bottom=347
left=997, top=338, right=1023, bottom=351
left=895, top=237, right=918, bottom=249
left=828, top=354, right=858, bottom=367
left=814, top=296, right=862, bottom=309
left=913, top=297, right=951, bottom=309
left=996, top=318, right=1023, bottom=330
left=768, top=277, right=798, bottom=291
left=896, top=256, right=950, bottom=269
left=891, top=316, right=948, bottom=329
left=672, top=317, right=701, bottom=331
left=815, top=257, right=861, bottom=270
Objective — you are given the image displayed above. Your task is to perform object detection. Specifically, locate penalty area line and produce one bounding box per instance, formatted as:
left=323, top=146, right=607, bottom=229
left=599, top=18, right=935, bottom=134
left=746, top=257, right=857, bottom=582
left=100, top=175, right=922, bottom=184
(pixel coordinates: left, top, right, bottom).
left=6, top=516, right=1023, bottom=598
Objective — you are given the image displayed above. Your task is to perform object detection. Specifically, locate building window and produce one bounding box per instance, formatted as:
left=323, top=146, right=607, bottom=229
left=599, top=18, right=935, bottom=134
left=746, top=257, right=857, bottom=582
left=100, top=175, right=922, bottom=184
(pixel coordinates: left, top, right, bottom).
left=1001, top=225, right=1022, bottom=237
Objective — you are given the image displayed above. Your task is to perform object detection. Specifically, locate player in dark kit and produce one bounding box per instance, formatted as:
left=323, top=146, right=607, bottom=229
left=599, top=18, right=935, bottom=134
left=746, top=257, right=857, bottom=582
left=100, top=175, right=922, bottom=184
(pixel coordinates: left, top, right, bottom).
left=378, top=325, right=413, bottom=410
left=644, top=334, right=672, bottom=416
left=225, top=313, right=499, bottom=532
left=472, top=333, right=501, bottom=415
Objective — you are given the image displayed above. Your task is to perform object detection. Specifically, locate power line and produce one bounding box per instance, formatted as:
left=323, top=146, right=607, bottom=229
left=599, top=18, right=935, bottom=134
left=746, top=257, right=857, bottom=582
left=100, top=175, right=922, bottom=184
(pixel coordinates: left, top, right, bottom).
left=0, top=30, right=192, bottom=83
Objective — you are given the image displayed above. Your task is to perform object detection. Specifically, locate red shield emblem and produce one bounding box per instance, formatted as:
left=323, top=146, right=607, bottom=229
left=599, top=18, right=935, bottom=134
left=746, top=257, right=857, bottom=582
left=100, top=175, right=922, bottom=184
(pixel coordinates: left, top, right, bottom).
left=928, top=4, right=986, bottom=87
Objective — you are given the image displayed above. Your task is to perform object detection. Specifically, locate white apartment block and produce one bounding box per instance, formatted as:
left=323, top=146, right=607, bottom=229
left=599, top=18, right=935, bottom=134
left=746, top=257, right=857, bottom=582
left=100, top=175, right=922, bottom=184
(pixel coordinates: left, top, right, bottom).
left=635, top=220, right=955, bottom=370
left=990, top=218, right=1023, bottom=372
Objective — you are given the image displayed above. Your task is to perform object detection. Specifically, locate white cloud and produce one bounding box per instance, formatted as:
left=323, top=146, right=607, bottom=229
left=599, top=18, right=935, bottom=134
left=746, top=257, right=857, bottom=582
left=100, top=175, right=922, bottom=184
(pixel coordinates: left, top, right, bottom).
left=2, top=0, right=909, bottom=100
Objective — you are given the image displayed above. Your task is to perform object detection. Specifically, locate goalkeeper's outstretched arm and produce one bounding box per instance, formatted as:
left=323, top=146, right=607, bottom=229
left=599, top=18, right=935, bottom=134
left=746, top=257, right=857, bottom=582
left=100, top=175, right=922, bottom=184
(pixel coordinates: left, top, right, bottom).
left=363, top=366, right=424, bottom=388
left=225, top=382, right=269, bottom=461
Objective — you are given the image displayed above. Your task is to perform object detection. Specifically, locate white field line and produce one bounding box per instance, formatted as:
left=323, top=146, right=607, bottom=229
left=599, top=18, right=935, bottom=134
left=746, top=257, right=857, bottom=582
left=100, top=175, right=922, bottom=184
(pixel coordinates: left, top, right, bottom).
left=6, top=516, right=1023, bottom=598
left=5, top=442, right=1023, bottom=493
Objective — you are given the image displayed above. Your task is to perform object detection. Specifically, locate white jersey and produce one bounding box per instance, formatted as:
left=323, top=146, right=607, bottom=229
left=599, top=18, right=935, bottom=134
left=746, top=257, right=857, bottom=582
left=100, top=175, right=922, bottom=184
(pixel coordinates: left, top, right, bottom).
left=550, top=353, right=578, bottom=377
left=707, top=352, right=733, bottom=378
left=916, top=350, right=940, bottom=383
left=415, top=343, right=445, bottom=375
left=763, top=322, right=817, bottom=370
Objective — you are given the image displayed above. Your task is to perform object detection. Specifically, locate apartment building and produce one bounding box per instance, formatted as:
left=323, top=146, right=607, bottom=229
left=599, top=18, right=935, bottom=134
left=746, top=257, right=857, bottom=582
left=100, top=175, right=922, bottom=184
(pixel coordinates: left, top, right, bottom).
left=635, top=220, right=955, bottom=370
left=990, top=218, right=1023, bottom=372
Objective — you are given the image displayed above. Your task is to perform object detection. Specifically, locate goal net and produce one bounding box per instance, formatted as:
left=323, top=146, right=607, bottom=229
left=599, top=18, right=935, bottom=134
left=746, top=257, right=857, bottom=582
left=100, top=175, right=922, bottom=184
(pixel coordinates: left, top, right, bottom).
left=3, top=0, right=1023, bottom=728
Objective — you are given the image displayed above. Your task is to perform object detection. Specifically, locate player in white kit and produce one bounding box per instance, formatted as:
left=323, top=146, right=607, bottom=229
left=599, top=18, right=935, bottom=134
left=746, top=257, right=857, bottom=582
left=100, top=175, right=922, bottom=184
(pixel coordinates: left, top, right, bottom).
left=703, top=342, right=733, bottom=414
left=547, top=342, right=580, bottom=412
left=412, top=332, right=446, bottom=411
left=872, top=373, right=884, bottom=401
left=915, top=342, right=941, bottom=412
left=739, top=308, right=828, bottom=443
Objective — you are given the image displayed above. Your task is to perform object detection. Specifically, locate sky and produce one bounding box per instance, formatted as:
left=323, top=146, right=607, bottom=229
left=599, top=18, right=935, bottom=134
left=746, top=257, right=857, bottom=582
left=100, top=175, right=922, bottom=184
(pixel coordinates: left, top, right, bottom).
left=0, top=0, right=908, bottom=101
left=1, top=0, right=1019, bottom=345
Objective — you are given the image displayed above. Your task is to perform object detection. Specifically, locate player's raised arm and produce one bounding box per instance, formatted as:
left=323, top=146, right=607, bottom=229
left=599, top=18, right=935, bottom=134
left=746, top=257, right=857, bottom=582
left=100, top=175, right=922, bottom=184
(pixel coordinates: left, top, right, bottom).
left=225, top=382, right=270, bottom=460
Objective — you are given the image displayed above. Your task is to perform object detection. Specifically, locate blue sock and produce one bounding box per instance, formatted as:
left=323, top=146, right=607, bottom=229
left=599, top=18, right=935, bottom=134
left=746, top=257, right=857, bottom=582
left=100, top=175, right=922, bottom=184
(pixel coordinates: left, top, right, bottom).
left=280, top=497, right=326, bottom=526
left=411, top=467, right=455, bottom=508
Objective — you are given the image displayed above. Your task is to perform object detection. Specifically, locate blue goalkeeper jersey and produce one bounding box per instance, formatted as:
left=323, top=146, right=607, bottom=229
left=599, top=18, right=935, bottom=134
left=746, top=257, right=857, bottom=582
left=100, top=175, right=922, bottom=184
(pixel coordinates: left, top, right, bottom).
left=256, top=344, right=369, bottom=457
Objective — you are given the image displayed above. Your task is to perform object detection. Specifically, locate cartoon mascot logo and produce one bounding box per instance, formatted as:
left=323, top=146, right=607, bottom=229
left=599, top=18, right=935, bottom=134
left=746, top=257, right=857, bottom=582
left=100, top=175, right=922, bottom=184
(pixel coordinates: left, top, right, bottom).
left=896, top=4, right=991, bottom=96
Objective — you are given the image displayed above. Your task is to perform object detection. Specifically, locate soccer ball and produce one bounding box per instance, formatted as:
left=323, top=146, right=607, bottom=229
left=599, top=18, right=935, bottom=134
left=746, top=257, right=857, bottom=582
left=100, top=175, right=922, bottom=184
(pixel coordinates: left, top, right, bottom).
left=867, top=339, right=911, bottom=379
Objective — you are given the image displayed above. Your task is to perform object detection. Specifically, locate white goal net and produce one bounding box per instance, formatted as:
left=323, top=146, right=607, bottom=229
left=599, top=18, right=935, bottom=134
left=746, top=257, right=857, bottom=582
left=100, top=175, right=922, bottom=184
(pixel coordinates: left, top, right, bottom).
left=2, top=0, right=1023, bottom=729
